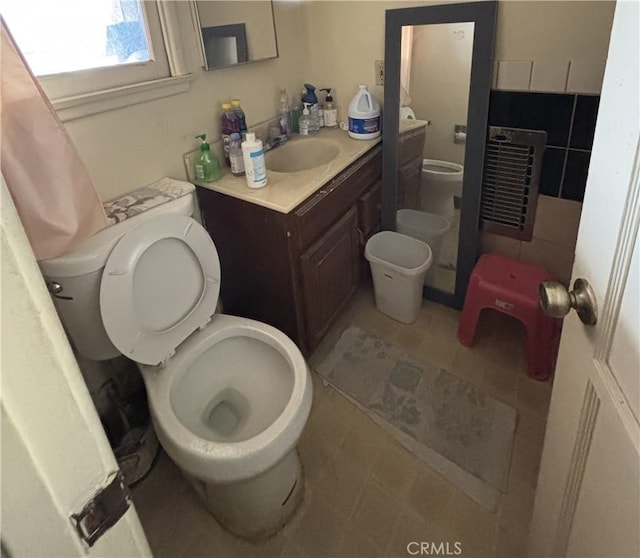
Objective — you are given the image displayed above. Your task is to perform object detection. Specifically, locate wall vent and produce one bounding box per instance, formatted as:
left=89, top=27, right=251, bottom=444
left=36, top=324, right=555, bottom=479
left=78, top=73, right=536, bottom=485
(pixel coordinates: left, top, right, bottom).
left=480, top=126, right=547, bottom=241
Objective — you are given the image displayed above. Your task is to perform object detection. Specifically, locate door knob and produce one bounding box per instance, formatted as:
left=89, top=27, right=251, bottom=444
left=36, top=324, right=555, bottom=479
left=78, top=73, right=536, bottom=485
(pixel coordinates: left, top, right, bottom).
left=539, top=278, right=598, bottom=325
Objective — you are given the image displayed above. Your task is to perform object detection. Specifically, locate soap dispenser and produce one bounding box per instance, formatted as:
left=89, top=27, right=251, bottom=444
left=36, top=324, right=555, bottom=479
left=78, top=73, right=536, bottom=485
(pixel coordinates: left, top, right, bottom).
left=299, top=104, right=311, bottom=136
left=321, top=88, right=338, bottom=128
left=194, top=134, right=221, bottom=182
left=303, top=83, right=320, bottom=132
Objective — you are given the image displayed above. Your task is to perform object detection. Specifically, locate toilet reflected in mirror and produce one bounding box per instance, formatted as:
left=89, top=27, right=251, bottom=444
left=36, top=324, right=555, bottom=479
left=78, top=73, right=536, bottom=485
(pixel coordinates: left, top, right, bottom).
left=397, top=22, right=474, bottom=294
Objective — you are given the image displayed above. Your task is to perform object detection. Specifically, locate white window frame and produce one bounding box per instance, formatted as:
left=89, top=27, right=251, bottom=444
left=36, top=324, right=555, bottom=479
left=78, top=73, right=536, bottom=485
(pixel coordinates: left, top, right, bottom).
left=25, top=1, right=193, bottom=122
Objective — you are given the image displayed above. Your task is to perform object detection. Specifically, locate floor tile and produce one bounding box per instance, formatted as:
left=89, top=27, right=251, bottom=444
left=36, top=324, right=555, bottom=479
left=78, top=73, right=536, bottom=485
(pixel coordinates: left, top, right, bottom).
left=290, top=495, right=347, bottom=558
left=336, top=524, right=384, bottom=558
left=370, top=437, right=419, bottom=499
left=516, top=374, right=553, bottom=417
left=339, top=406, right=387, bottom=468
left=352, top=480, right=402, bottom=548
left=313, top=444, right=369, bottom=517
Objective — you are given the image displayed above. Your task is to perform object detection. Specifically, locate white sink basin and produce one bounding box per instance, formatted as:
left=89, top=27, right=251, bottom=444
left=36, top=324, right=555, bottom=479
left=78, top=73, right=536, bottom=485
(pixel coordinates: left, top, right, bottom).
left=265, top=138, right=340, bottom=173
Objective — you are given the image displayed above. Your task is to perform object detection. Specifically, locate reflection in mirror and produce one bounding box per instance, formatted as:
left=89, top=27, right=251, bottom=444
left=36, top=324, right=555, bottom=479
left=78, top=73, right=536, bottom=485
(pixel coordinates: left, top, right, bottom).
left=397, top=23, right=474, bottom=294
left=384, top=1, right=496, bottom=309
left=194, top=1, right=278, bottom=70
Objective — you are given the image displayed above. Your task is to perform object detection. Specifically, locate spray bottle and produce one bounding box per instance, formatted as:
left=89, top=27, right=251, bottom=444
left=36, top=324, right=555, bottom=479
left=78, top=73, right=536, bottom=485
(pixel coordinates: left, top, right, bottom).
left=194, top=134, right=221, bottom=182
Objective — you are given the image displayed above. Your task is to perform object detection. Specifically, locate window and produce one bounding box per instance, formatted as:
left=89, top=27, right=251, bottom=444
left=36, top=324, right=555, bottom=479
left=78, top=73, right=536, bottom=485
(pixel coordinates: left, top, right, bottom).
left=2, top=0, right=171, bottom=100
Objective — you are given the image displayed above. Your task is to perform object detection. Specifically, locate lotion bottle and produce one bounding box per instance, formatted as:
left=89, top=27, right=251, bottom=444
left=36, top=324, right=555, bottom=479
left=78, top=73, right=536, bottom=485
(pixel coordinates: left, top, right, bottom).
left=241, top=133, right=268, bottom=188
left=321, top=88, right=338, bottom=128
left=299, top=104, right=311, bottom=136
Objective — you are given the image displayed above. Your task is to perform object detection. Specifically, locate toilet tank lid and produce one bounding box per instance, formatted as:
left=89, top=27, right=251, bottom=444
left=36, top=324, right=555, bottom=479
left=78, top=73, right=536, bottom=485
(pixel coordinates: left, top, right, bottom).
left=39, top=179, right=195, bottom=278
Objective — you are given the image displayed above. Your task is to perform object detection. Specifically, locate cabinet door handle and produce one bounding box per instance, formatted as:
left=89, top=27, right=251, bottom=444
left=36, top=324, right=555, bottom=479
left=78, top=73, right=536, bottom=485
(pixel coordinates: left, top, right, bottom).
left=356, top=226, right=365, bottom=244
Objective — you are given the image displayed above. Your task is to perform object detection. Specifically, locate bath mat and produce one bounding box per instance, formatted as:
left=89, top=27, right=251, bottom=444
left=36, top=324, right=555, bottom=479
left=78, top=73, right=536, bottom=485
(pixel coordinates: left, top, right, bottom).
left=316, top=326, right=517, bottom=511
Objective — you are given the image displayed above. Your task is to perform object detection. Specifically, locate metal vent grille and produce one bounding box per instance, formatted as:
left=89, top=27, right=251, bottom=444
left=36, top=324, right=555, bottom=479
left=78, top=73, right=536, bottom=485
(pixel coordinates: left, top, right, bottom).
left=480, top=126, right=547, bottom=241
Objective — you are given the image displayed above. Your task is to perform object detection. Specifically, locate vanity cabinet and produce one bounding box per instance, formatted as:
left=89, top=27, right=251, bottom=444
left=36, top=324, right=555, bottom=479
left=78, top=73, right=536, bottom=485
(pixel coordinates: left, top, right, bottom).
left=397, top=125, right=426, bottom=208
left=196, top=145, right=382, bottom=355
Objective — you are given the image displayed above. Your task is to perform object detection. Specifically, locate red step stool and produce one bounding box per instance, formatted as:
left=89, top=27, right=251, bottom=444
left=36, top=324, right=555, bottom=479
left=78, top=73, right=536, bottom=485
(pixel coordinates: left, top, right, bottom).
left=457, top=253, right=560, bottom=381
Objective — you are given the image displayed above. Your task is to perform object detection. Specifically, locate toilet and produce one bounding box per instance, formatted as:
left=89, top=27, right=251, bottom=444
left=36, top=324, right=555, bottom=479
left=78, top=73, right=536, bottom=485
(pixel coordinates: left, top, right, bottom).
left=421, top=159, right=464, bottom=220
left=39, top=184, right=313, bottom=540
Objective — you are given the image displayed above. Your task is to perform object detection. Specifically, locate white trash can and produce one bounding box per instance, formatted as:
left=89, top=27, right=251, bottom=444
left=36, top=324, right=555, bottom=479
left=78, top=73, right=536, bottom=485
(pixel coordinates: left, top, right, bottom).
left=365, top=231, right=432, bottom=324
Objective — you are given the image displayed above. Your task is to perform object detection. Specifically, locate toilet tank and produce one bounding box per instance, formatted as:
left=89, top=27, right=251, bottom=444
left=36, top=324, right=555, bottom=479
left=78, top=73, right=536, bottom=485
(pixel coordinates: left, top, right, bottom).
left=39, top=185, right=196, bottom=361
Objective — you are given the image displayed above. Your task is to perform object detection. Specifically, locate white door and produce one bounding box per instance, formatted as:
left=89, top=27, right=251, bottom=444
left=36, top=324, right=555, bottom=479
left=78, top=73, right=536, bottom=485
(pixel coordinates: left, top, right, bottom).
left=0, top=178, right=152, bottom=557
left=528, top=2, right=640, bottom=557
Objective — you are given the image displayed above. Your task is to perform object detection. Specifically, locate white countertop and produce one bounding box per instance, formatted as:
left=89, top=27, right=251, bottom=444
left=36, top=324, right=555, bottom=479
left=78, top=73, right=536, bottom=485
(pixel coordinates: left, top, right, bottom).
left=192, top=128, right=381, bottom=214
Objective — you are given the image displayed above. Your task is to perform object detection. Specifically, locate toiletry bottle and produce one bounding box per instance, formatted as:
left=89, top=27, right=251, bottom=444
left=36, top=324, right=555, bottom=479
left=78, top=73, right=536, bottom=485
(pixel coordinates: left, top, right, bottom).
left=231, top=99, right=248, bottom=139
left=279, top=89, right=292, bottom=138
left=321, top=88, right=338, bottom=128
left=241, top=132, right=268, bottom=188
left=291, top=94, right=302, bottom=133
left=303, top=83, right=320, bottom=133
left=194, top=134, right=221, bottom=182
left=221, top=102, right=239, bottom=166
left=348, top=84, right=381, bottom=140
left=298, top=104, right=310, bottom=136
left=229, top=133, right=245, bottom=177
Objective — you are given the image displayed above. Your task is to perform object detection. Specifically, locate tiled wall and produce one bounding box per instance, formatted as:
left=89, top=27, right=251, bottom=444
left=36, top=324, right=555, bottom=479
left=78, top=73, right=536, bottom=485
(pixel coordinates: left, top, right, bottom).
left=488, top=91, right=600, bottom=202
left=479, top=63, right=602, bottom=285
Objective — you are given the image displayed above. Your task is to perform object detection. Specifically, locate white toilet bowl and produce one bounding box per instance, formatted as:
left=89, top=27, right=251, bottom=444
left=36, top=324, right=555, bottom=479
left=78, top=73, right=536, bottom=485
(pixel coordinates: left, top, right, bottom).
left=420, top=159, right=464, bottom=219
left=39, top=185, right=312, bottom=540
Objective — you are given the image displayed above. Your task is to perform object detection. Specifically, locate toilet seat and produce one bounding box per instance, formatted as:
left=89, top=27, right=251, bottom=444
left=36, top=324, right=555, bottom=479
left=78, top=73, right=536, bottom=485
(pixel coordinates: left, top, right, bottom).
left=100, top=215, right=221, bottom=365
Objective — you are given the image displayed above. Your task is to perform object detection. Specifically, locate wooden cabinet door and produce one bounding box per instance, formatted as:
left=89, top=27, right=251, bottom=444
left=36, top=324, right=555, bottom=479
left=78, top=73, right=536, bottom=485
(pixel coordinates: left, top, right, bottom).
left=300, top=206, right=359, bottom=351
left=398, top=161, right=422, bottom=209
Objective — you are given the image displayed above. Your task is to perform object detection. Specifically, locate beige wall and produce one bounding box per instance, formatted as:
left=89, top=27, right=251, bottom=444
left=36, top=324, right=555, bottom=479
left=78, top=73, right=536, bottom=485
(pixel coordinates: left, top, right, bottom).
left=63, top=1, right=308, bottom=201
left=494, top=1, right=615, bottom=61
left=409, top=22, right=474, bottom=165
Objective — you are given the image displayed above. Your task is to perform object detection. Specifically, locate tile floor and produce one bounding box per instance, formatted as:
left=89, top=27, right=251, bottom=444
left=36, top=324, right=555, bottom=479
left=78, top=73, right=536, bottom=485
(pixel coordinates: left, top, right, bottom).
left=132, top=286, right=553, bottom=558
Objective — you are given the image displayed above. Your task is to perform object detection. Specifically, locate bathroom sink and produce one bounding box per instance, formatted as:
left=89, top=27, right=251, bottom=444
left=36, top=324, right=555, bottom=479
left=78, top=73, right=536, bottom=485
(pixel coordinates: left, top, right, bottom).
left=265, top=138, right=340, bottom=173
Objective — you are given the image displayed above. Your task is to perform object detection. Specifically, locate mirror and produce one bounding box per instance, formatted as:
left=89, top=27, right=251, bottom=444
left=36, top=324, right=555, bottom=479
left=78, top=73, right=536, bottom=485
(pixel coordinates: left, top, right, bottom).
left=383, top=2, right=497, bottom=308
left=193, top=1, right=278, bottom=70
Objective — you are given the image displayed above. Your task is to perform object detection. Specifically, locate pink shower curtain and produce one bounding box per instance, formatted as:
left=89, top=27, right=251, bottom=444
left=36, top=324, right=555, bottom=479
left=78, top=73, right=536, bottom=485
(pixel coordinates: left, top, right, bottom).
left=1, top=18, right=108, bottom=261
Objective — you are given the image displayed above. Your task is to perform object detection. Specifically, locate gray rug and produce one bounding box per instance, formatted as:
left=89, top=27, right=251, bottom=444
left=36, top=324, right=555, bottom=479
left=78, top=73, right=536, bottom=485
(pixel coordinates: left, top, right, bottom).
left=317, top=326, right=517, bottom=511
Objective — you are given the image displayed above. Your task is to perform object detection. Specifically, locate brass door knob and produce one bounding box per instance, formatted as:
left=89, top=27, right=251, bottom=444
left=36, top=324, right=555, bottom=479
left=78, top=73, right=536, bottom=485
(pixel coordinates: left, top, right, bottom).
left=539, top=278, right=598, bottom=325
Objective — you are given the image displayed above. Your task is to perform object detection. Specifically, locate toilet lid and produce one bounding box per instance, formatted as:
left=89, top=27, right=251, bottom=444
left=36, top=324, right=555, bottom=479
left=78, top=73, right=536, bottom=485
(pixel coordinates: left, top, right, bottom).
left=100, top=215, right=220, bottom=365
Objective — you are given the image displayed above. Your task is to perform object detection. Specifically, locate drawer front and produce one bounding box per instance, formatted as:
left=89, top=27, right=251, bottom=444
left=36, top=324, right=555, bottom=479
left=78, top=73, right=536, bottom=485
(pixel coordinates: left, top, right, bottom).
left=357, top=179, right=382, bottom=237
left=292, top=147, right=382, bottom=252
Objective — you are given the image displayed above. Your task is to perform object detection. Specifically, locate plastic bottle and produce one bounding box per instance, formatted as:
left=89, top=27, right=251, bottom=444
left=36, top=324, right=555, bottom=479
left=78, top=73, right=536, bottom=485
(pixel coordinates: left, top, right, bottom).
left=229, top=133, right=245, bottom=177
left=321, top=88, right=338, bottom=128
left=303, top=83, right=320, bottom=133
left=241, top=132, right=267, bottom=188
left=348, top=84, right=381, bottom=140
left=279, top=89, right=292, bottom=138
left=231, top=99, right=248, bottom=138
left=299, top=104, right=310, bottom=136
left=220, top=102, right=239, bottom=166
left=194, top=134, right=221, bottom=182
left=291, top=94, right=302, bottom=134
